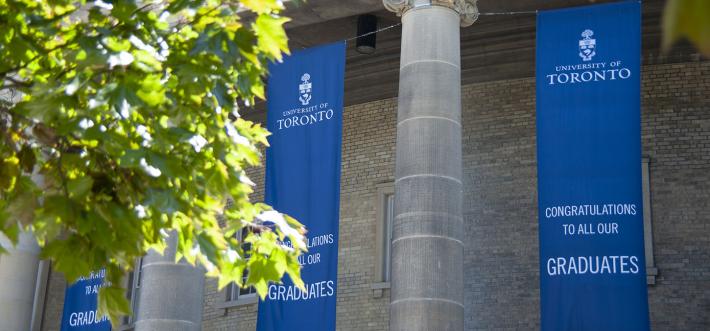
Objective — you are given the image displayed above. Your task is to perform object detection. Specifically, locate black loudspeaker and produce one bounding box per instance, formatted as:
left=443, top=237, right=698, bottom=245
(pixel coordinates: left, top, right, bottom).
left=356, top=14, right=378, bottom=54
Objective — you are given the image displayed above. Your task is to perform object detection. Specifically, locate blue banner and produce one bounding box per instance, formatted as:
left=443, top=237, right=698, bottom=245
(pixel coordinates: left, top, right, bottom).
left=536, top=2, right=649, bottom=330
left=60, top=270, right=111, bottom=331
left=256, top=42, right=345, bottom=331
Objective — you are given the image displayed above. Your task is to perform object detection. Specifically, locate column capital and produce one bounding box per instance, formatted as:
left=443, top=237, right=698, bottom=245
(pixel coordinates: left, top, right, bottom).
left=383, top=0, right=479, bottom=26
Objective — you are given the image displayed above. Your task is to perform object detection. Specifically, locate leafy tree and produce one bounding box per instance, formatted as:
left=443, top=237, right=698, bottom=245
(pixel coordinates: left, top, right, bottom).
left=0, top=0, right=306, bottom=324
left=663, top=0, right=710, bottom=56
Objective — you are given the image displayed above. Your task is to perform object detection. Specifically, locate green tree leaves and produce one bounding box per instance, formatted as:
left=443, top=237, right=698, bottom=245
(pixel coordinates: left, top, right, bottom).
left=0, top=0, right=306, bottom=326
left=663, top=0, right=710, bottom=56
left=254, top=14, right=290, bottom=61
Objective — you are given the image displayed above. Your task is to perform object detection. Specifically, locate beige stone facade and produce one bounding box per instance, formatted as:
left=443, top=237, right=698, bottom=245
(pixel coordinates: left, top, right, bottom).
left=11, top=1, right=710, bottom=330
left=36, top=59, right=710, bottom=331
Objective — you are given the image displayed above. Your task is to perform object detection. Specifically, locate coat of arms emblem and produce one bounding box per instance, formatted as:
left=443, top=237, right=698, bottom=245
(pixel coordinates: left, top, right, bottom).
left=579, top=29, right=596, bottom=61
left=299, top=73, right=312, bottom=106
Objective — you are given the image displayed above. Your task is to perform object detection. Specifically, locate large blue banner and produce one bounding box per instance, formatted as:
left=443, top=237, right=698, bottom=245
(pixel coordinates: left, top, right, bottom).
left=257, top=42, right=345, bottom=331
left=536, top=2, right=649, bottom=330
left=60, top=270, right=111, bottom=330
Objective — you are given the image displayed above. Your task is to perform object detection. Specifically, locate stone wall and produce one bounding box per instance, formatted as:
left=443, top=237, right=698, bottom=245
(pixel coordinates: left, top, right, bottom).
left=460, top=60, right=710, bottom=330
left=641, top=62, right=710, bottom=330
left=40, top=267, right=65, bottom=331
left=198, top=60, right=710, bottom=330
left=37, top=60, right=709, bottom=331
left=200, top=98, right=398, bottom=331
left=334, top=98, right=396, bottom=330
left=462, top=77, right=539, bottom=330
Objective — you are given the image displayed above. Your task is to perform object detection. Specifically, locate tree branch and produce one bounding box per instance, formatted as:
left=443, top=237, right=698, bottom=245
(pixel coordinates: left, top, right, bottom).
left=0, top=38, right=76, bottom=78
left=57, top=142, right=71, bottom=198
left=0, top=84, right=26, bottom=92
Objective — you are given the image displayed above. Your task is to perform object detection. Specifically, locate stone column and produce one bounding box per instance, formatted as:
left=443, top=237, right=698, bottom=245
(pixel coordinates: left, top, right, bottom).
left=134, top=232, right=205, bottom=331
left=0, top=231, right=40, bottom=331
left=383, top=1, right=477, bottom=330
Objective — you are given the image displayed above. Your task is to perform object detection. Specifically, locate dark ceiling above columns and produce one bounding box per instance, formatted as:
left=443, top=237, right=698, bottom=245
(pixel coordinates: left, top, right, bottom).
left=244, top=0, right=702, bottom=122
left=281, top=0, right=635, bottom=29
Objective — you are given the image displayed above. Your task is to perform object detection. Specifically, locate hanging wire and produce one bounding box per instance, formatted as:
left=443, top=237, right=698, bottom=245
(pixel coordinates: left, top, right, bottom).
left=345, top=22, right=402, bottom=42
left=246, top=9, right=539, bottom=107
left=478, top=10, right=538, bottom=16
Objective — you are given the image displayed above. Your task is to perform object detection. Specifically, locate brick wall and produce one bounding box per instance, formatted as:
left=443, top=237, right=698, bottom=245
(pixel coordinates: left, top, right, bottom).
left=39, top=60, right=709, bottom=331
left=641, top=62, right=710, bottom=330
left=334, top=99, right=396, bottom=331
left=200, top=98, right=397, bottom=331
left=40, top=269, right=65, bottom=331
left=460, top=60, right=710, bottom=330
left=461, top=77, right=540, bottom=330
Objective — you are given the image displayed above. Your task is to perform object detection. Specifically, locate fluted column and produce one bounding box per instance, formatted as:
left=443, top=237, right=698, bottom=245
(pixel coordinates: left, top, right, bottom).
left=384, top=1, right=477, bottom=330
left=134, top=232, right=205, bottom=331
left=0, top=231, right=40, bottom=331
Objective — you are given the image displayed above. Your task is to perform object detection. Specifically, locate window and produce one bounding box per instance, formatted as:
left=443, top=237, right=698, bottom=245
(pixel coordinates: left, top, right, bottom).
left=221, top=228, right=257, bottom=306
left=30, top=260, right=50, bottom=331
left=382, top=193, right=394, bottom=282
left=642, top=157, right=658, bottom=285
left=225, top=280, right=257, bottom=302
left=121, top=258, right=143, bottom=329
left=372, top=182, right=394, bottom=298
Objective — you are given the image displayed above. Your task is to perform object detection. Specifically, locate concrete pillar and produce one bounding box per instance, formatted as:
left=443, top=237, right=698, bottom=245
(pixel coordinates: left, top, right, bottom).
left=383, top=1, right=478, bottom=330
left=0, top=231, right=40, bottom=331
left=134, top=233, right=205, bottom=331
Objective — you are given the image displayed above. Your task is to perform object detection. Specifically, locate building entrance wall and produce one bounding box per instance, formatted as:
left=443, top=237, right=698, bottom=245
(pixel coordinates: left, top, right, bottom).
left=36, top=59, right=709, bottom=331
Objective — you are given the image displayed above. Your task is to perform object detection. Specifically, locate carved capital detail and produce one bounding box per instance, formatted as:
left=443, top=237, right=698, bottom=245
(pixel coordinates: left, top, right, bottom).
left=383, top=0, right=479, bottom=27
